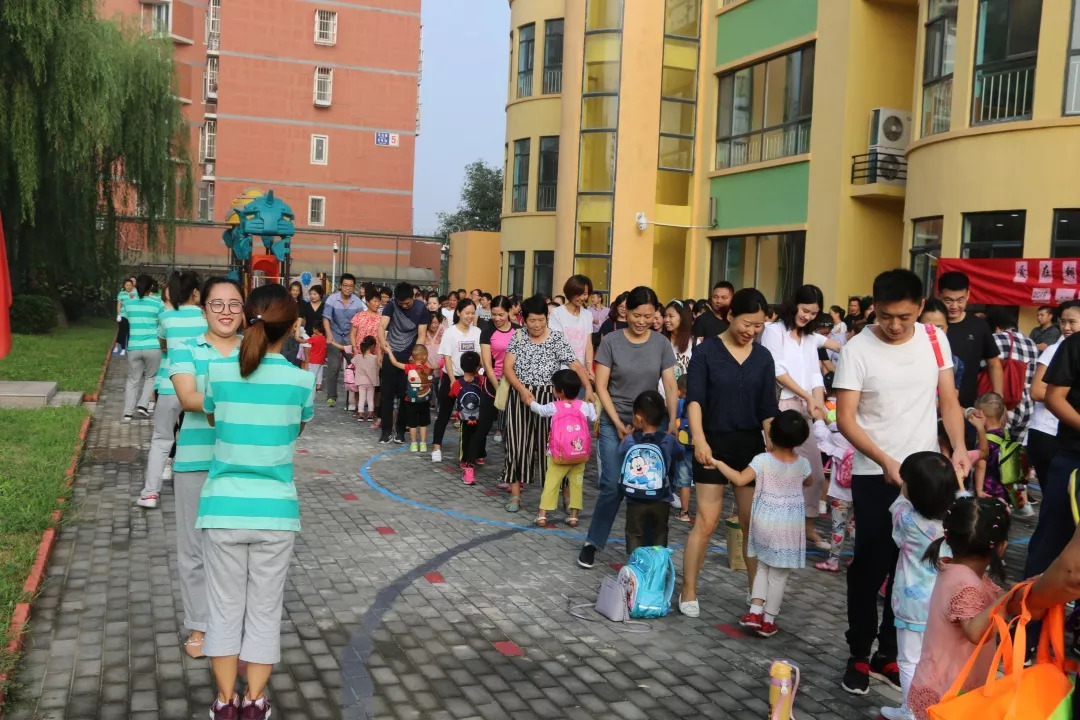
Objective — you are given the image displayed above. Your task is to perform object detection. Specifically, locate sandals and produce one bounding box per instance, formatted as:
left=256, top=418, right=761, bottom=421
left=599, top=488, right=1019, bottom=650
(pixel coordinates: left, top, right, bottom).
left=505, top=497, right=521, bottom=513
left=534, top=515, right=547, bottom=527
left=567, top=516, right=579, bottom=528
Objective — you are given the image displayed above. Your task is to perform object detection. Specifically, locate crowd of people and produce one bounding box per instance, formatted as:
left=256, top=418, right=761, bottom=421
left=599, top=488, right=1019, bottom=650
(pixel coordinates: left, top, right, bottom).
left=107, top=264, right=1080, bottom=720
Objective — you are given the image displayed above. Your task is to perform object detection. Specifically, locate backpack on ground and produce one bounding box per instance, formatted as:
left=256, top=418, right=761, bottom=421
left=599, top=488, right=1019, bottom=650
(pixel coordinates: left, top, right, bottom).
left=548, top=399, right=591, bottom=465
left=826, top=446, right=855, bottom=489
left=616, top=546, right=675, bottom=619
left=620, top=441, right=668, bottom=499
left=987, top=429, right=1023, bottom=488
left=977, top=332, right=1027, bottom=410
left=456, top=377, right=483, bottom=425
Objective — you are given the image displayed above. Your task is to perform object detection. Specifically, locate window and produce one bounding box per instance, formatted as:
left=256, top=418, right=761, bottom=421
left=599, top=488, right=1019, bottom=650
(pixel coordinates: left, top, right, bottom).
left=972, top=0, right=1042, bottom=124
left=311, top=134, right=328, bottom=164
left=198, top=182, right=215, bottom=222
left=537, top=136, right=559, bottom=211
left=147, top=1, right=171, bottom=35
left=512, top=138, right=530, bottom=212
left=659, top=0, right=700, bottom=174
left=308, top=196, right=326, bottom=227
left=962, top=211, right=1026, bottom=258
left=200, top=119, right=217, bottom=161
left=313, top=67, right=333, bottom=106
left=206, top=56, right=219, bottom=98
left=533, top=251, right=554, bottom=297
left=507, top=251, right=525, bottom=296
left=1052, top=209, right=1080, bottom=257
left=206, top=0, right=221, bottom=46
left=715, top=45, right=814, bottom=169
left=517, top=24, right=535, bottom=98
left=709, top=232, right=805, bottom=304
left=910, top=217, right=943, bottom=296
left=922, top=0, right=956, bottom=135
left=1066, top=0, right=1080, bottom=114
left=314, top=10, right=338, bottom=45
left=586, top=0, right=623, bottom=30
left=543, top=19, right=564, bottom=94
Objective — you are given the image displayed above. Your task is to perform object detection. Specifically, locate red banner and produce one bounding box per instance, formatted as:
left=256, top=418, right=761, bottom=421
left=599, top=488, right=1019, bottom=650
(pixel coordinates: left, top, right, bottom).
left=936, top=257, right=1080, bottom=307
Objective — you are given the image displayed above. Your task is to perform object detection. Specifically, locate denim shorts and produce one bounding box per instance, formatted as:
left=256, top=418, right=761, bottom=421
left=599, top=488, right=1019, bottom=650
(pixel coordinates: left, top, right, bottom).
left=673, top=452, right=693, bottom=489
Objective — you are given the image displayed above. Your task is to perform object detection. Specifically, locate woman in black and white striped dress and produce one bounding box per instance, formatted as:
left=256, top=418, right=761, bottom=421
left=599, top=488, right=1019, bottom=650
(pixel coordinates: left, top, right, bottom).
left=501, top=294, right=592, bottom=513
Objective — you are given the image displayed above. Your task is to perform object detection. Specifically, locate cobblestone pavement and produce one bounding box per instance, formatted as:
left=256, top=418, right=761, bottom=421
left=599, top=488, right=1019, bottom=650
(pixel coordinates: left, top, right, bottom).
left=6, top=357, right=1039, bottom=720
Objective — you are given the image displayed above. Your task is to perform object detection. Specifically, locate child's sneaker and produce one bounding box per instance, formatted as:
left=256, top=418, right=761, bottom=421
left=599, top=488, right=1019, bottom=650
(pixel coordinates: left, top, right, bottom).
left=493, top=432, right=502, bottom=443
left=347, top=404, right=356, bottom=412
left=161, top=461, right=173, bottom=482
left=136, top=493, right=159, bottom=509
left=738, top=610, right=763, bottom=630
left=420, top=443, right=428, bottom=452
left=879, top=706, right=915, bottom=720
left=815, top=559, right=840, bottom=573
left=210, top=695, right=241, bottom=720
left=431, top=448, right=442, bottom=462
left=240, top=696, right=271, bottom=720
left=756, top=621, right=779, bottom=638
left=463, top=466, right=476, bottom=485
left=409, top=442, right=419, bottom=452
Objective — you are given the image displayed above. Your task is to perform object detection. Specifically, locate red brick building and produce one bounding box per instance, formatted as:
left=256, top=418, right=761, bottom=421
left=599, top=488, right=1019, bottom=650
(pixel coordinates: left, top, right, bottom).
left=99, top=0, right=436, bottom=284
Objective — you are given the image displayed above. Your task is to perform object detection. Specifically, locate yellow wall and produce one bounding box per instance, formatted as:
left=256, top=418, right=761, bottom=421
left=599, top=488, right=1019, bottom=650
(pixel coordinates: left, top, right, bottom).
left=447, top=231, right=501, bottom=294
left=553, top=0, right=584, bottom=288
left=500, top=215, right=559, bottom=296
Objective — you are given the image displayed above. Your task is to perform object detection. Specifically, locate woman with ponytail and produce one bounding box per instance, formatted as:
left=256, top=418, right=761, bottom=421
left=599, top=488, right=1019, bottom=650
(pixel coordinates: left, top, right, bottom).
left=122, top=274, right=165, bottom=421
left=197, top=283, right=315, bottom=720
left=430, top=297, right=481, bottom=463
left=138, top=270, right=206, bottom=509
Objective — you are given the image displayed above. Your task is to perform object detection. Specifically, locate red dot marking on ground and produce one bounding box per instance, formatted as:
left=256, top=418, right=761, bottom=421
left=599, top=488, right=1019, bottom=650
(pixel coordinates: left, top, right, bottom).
left=483, top=490, right=499, bottom=497
left=715, top=623, right=746, bottom=638
left=493, top=641, right=525, bottom=657
left=342, top=493, right=358, bottom=501
left=424, top=572, right=445, bottom=584
left=297, top=449, right=309, bottom=454
left=610, top=563, right=624, bottom=571
left=376, top=527, right=395, bottom=535
left=317, top=469, right=331, bottom=475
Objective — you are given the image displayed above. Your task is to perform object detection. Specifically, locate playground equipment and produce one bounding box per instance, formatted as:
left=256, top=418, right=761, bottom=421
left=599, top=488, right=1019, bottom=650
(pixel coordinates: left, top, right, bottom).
left=221, top=188, right=296, bottom=290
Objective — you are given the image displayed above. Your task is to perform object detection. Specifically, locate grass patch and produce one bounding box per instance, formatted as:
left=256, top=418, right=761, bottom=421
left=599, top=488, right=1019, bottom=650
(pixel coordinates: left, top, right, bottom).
left=0, top=406, right=90, bottom=692
left=0, top=317, right=116, bottom=394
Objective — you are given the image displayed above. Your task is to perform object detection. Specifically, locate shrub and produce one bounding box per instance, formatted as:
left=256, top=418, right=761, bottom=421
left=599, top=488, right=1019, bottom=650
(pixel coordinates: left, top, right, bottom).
left=11, top=295, right=58, bottom=335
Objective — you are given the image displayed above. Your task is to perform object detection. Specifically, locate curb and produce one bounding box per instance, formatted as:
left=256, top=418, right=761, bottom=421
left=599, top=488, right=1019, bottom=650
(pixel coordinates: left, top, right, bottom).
left=83, top=342, right=114, bottom=403
left=0, top=407, right=93, bottom=717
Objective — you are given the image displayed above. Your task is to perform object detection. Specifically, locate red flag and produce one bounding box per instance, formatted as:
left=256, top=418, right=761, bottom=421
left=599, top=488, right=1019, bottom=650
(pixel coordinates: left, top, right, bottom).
left=0, top=211, right=12, bottom=358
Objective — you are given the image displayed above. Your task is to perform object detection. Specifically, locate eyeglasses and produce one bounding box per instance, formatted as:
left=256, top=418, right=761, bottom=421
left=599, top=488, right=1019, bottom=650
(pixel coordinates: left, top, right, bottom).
left=207, top=300, right=244, bottom=314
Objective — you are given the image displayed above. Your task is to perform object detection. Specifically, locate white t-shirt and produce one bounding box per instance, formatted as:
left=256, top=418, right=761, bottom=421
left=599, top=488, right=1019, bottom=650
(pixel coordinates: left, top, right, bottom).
left=760, top=321, right=827, bottom=400
left=833, top=324, right=954, bottom=476
left=828, top=323, right=847, bottom=364
left=437, top=323, right=482, bottom=377
left=1029, top=339, right=1063, bottom=437
left=547, top=305, right=593, bottom=366
left=441, top=307, right=455, bottom=324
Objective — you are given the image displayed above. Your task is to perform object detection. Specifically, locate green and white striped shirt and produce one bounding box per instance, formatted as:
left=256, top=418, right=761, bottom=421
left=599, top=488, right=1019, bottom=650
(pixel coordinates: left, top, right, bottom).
left=168, top=335, right=239, bottom=472
left=197, top=353, right=315, bottom=531
left=125, top=295, right=165, bottom=351
left=155, top=306, right=208, bottom=395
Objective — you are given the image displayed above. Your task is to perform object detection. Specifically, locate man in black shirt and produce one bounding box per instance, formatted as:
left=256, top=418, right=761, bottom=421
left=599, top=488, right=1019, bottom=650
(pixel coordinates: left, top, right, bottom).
left=691, top=281, right=733, bottom=340
left=938, top=271, right=1001, bottom=407
left=842, top=295, right=864, bottom=329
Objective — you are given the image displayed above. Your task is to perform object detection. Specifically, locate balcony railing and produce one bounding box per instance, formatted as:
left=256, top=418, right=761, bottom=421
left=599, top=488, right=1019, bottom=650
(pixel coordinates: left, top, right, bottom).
left=516, top=72, right=533, bottom=99
left=972, top=58, right=1035, bottom=125
left=537, top=184, right=557, bottom=211
left=715, top=118, right=811, bottom=170
left=543, top=67, right=562, bottom=94
left=511, top=185, right=528, bottom=212
left=202, top=161, right=216, bottom=179
left=921, top=79, right=952, bottom=136
left=206, top=31, right=220, bottom=51
left=851, top=150, right=907, bottom=185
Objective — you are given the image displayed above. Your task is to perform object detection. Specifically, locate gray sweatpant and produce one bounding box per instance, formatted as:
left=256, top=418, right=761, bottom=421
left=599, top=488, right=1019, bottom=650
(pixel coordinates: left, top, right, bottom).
left=202, top=528, right=295, bottom=664
left=174, top=470, right=209, bottom=632
left=142, top=394, right=182, bottom=496
left=123, top=349, right=161, bottom=416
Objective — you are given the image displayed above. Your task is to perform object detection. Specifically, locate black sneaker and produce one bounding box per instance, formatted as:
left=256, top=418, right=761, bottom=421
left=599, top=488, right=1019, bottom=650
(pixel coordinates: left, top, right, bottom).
left=379, top=434, right=392, bottom=444
left=136, top=406, right=150, bottom=417
left=870, top=653, right=902, bottom=691
left=841, top=657, right=870, bottom=695
left=393, top=433, right=406, bottom=444
left=577, top=544, right=596, bottom=569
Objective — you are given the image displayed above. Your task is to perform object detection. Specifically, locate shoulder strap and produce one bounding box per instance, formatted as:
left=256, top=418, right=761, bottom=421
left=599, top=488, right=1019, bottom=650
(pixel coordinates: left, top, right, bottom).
left=924, top=323, right=945, bottom=369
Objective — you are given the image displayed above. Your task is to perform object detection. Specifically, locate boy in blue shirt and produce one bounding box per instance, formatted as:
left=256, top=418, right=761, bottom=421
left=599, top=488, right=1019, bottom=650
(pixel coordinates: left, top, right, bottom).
left=619, top=390, right=684, bottom=555
left=673, top=375, right=694, bottom=522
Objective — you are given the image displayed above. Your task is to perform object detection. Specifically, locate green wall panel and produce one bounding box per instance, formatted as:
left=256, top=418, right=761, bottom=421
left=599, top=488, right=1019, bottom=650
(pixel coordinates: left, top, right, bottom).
left=710, top=161, right=809, bottom=230
left=715, top=0, right=818, bottom=67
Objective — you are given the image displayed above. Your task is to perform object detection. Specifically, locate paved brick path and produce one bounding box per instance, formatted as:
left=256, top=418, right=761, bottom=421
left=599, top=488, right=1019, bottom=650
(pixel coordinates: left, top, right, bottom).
left=5, top=358, right=1038, bottom=719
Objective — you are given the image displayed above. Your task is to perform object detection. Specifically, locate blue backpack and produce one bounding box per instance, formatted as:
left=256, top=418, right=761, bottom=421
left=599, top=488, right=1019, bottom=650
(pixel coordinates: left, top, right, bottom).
left=617, top=547, right=675, bottom=619
left=620, top=442, right=668, bottom=499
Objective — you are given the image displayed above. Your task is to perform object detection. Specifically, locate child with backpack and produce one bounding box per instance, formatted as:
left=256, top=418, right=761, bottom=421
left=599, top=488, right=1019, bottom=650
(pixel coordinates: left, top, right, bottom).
left=384, top=344, right=435, bottom=452
left=812, top=417, right=855, bottom=573
left=710, top=410, right=811, bottom=638
left=672, top=375, right=693, bottom=523
left=620, top=390, right=684, bottom=555
left=453, top=351, right=487, bottom=486
left=529, top=369, right=597, bottom=526
left=969, top=392, right=1024, bottom=508
left=878, top=452, right=958, bottom=720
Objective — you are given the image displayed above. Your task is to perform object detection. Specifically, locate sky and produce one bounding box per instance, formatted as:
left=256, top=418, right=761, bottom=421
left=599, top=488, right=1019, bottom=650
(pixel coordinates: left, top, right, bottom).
left=412, top=0, right=510, bottom=236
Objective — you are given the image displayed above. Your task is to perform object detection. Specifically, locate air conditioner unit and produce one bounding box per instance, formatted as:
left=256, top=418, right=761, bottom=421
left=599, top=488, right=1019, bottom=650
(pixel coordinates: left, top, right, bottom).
left=874, top=153, right=907, bottom=186
left=868, top=108, right=912, bottom=152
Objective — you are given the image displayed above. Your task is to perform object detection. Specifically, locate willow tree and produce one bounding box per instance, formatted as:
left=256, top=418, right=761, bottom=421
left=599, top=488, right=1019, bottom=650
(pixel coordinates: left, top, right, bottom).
left=0, top=0, right=193, bottom=302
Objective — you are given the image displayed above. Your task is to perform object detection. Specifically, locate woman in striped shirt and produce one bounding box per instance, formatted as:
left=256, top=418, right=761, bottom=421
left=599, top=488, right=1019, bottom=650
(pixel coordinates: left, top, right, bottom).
left=122, top=274, right=165, bottom=421
left=139, top=271, right=208, bottom=509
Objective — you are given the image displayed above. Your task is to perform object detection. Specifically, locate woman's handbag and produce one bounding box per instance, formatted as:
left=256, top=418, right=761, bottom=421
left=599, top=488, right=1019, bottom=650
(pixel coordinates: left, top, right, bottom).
left=494, top=378, right=511, bottom=411
left=928, top=580, right=1074, bottom=720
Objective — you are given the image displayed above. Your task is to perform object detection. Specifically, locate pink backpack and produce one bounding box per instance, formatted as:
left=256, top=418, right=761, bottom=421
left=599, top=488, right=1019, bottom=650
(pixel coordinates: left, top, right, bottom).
left=826, top=446, right=855, bottom=489
left=548, top=400, right=592, bottom=466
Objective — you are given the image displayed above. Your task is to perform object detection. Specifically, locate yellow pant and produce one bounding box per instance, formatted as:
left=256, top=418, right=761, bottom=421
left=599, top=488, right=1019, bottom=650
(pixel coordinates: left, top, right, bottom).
left=540, top=461, right=585, bottom=511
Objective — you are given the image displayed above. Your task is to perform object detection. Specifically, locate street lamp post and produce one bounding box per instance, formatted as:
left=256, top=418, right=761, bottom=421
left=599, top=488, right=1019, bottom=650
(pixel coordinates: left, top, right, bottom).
left=331, top=241, right=339, bottom=290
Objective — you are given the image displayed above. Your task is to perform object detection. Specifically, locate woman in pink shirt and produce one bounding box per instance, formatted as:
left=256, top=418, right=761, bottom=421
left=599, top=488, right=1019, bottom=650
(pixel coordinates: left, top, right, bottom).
left=470, top=296, right=520, bottom=471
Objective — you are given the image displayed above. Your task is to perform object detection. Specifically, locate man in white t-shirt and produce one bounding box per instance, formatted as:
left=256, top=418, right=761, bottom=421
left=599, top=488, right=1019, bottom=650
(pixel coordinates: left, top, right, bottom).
left=547, top=275, right=596, bottom=393
left=833, top=269, right=969, bottom=699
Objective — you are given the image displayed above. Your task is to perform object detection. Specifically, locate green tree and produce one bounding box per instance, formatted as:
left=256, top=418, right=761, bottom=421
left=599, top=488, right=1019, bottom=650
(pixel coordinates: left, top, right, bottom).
left=0, top=0, right=193, bottom=305
left=435, top=160, right=502, bottom=236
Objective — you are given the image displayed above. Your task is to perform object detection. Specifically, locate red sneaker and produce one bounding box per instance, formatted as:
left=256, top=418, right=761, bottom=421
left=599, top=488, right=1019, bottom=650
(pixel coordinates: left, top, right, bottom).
left=757, top=621, right=779, bottom=638
left=738, top=611, right=763, bottom=630
left=462, top=466, right=476, bottom=485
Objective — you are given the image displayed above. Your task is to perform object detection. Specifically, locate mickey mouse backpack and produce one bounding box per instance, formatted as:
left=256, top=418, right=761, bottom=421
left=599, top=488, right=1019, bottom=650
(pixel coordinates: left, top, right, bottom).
left=620, top=439, right=668, bottom=499
left=548, top=399, right=591, bottom=465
